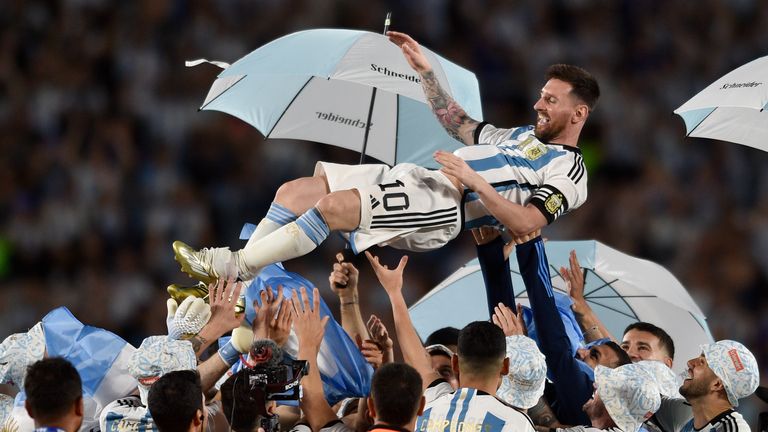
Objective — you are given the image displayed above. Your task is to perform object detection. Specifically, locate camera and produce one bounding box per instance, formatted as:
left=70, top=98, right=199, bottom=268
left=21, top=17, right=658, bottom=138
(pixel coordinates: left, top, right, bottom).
left=222, top=340, right=309, bottom=432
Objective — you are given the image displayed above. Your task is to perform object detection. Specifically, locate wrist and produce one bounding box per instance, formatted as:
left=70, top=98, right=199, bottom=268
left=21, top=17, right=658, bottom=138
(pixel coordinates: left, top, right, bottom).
left=338, top=293, right=359, bottom=303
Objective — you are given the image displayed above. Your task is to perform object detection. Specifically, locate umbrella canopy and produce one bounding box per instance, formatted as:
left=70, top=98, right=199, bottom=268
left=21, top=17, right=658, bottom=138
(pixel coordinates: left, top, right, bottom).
left=409, top=240, right=713, bottom=373
left=674, top=55, right=768, bottom=151
left=191, top=29, right=483, bottom=168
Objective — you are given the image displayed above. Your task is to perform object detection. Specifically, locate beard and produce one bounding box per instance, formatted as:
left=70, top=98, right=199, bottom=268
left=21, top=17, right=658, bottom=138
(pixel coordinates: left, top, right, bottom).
left=534, top=120, right=565, bottom=143
left=679, top=378, right=709, bottom=399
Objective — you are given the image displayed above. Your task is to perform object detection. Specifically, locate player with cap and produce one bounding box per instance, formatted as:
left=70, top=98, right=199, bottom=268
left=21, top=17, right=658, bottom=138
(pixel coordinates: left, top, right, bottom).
left=655, top=340, right=759, bottom=432
left=558, top=363, right=661, bottom=432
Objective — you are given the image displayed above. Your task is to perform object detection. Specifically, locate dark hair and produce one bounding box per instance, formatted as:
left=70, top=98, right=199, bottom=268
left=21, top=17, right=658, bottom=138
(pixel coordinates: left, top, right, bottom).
left=457, top=321, right=506, bottom=374
left=24, top=358, right=82, bottom=422
left=148, top=370, right=203, bottom=432
left=624, top=322, right=676, bottom=359
left=221, top=369, right=263, bottom=432
left=425, top=327, right=459, bottom=347
left=546, top=64, right=600, bottom=111
left=603, top=341, right=632, bottom=368
left=371, top=363, right=423, bottom=427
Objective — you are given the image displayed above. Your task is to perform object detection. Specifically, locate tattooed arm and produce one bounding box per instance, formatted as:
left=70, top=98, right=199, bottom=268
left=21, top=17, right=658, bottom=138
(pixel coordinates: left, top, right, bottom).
left=388, top=31, right=480, bottom=145
left=529, top=396, right=564, bottom=429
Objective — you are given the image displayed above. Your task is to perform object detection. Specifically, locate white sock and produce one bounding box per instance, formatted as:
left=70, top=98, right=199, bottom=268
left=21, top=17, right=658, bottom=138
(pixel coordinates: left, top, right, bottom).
left=246, top=202, right=299, bottom=247
left=236, top=207, right=330, bottom=278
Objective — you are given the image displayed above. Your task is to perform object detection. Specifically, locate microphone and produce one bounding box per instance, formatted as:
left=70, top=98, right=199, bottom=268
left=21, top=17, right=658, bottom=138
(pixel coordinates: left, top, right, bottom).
left=249, top=339, right=283, bottom=368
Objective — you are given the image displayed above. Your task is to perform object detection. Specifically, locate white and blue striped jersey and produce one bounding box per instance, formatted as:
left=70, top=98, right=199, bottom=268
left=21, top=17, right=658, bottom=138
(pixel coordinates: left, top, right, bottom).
left=417, top=382, right=535, bottom=432
left=456, top=123, right=588, bottom=230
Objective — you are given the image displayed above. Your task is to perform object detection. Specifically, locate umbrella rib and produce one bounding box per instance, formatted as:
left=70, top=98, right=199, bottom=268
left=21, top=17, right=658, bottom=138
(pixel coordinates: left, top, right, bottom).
left=199, top=75, right=247, bottom=111
left=394, top=95, right=399, bottom=165
left=686, top=107, right=718, bottom=137
left=586, top=299, right=639, bottom=320
left=586, top=295, right=656, bottom=299
left=266, top=76, right=314, bottom=138
left=583, top=277, right=620, bottom=297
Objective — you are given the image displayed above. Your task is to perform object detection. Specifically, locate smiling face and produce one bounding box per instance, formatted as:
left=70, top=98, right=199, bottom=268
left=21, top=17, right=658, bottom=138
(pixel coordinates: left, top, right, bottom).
left=533, top=79, right=584, bottom=143
left=621, top=329, right=672, bottom=366
left=679, top=354, right=719, bottom=401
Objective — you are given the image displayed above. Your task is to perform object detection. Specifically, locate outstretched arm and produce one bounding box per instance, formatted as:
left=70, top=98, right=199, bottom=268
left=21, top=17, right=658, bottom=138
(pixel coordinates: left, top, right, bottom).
left=365, top=251, right=440, bottom=389
left=435, top=151, right=548, bottom=236
left=388, top=31, right=480, bottom=145
left=328, top=252, right=370, bottom=342
left=561, top=250, right=615, bottom=343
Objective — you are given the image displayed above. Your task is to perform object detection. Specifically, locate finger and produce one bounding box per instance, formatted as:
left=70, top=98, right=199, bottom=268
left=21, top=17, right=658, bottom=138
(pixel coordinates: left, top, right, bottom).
left=231, top=281, right=243, bottom=303
left=258, top=289, right=269, bottom=310
left=291, top=294, right=303, bottom=316
left=320, top=315, right=330, bottom=328
left=492, top=314, right=501, bottom=327
left=396, top=255, right=409, bottom=271
left=355, top=334, right=363, bottom=349
left=336, top=252, right=345, bottom=263
left=366, top=315, right=376, bottom=329
left=498, top=303, right=515, bottom=321
left=312, top=287, right=321, bottom=316
left=275, top=285, right=284, bottom=305
left=300, top=286, right=311, bottom=314
left=364, top=251, right=376, bottom=267
left=166, top=298, right=178, bottom=319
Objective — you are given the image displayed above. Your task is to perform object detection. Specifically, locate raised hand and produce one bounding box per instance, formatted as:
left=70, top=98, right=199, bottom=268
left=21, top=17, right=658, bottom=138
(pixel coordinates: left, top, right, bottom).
left=367, top=314, right=394, bottom=365
left=365, top=252, right=408, bottom=298
left=292, top=287, right=329, bottom=354
left=329, top=252, right=359, bottom=300
left=387, top=31, right=432, bottom=74
left=492, top=303, right=527, bottom=336
left=561, top=250, right=587, bottom=314
left=166, top=296, right=211, bottom=340
left=207, top=278, right=244, bottom=334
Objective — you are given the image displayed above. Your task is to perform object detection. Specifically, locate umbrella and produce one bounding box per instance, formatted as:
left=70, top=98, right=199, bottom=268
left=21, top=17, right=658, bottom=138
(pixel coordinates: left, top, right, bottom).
left=188, top=29, right=483, bottom=168
left=674, top=55, right=768, bottom=151
left=409, top=240, right=714, bottom=373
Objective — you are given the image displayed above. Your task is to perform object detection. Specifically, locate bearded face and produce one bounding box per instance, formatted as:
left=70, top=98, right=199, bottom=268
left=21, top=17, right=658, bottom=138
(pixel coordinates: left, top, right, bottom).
left=533, top=79, right=581, bottom=143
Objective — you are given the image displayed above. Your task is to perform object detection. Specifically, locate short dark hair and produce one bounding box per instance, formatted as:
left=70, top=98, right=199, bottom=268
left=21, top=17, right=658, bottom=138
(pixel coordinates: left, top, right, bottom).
left=457, top=322, right=506, bottom=374
left=371, top=363, right=423, bottom=427
left=24, top=358, right=82, bottom=422
left=148, top=370, right=203, bottom=432
left=603, top=341, right=632, bottom=368
left=425, top=327, right=459, bottom=347
left=624, top=322, right=676, bottom=359
left=546, top=64, right=600, bottom=111
left=220, top=369, right=264, bottom=432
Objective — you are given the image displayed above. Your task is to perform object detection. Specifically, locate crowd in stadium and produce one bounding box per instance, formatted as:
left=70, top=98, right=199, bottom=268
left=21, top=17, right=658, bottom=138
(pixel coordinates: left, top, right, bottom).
left=1, top=0, right=767, bottom=431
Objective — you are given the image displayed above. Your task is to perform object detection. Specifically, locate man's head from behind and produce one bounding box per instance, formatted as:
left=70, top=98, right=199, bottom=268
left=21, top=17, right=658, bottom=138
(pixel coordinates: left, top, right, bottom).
left=456, top=321, right=507, bottom=379
left=368, top=363, right=424, bottom=429
left=534, top=64, right=600, bottom=143
left=148, top=370, right=206, bottom=432
left=622, top=322, right=675, bottom=367
left=24, top=357, right=83, bottom=432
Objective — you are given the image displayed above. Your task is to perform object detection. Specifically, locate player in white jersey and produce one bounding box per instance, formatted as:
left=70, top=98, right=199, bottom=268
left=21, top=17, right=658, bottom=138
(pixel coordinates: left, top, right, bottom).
left=653, top=341, right=758, bottom=432
left=171, top=32, right=599, bottom=284
left=416, top=322, right=535, bottom=432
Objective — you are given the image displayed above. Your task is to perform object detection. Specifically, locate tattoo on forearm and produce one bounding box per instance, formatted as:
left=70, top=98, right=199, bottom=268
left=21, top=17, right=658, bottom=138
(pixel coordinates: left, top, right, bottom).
left=421, top=70, right=477, bottom=141
left=529, top=397, right=559, bottom=427
left=189, top=335, right=208, bottom=353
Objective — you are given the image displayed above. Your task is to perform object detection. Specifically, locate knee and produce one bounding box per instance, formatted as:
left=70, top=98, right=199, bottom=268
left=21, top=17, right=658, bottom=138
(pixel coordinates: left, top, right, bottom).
left=275, top=178, right=304, bottom=203
left=315, top=190, right=360, bottom=231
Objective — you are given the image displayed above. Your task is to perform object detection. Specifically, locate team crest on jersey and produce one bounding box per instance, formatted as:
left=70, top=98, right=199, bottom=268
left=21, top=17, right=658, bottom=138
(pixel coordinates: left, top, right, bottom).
left=520, top=136, right=548, bottom=160
left=545, top=193, right=563, bottom=214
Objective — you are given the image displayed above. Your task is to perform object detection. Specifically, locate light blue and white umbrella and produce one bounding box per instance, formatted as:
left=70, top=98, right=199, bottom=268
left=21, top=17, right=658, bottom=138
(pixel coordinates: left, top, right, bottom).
left=188, top=28, right=483, bottom=168
left=674, top=55, right=768, bottom=151
left=409, top=240, right=714, bottom=374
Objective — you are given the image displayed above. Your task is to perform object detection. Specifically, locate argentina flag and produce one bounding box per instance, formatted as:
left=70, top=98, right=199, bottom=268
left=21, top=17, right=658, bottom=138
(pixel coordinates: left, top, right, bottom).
left=5, top=307, right=137, bottom=432
left=239, top=223, right=374, bottom=404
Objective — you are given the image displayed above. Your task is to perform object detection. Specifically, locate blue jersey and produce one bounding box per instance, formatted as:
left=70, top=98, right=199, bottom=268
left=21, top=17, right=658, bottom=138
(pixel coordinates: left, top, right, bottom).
left=457, top=123, right=588, bottom=229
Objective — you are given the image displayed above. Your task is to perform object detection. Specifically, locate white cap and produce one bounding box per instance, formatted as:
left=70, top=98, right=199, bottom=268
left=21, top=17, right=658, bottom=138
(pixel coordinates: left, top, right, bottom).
left=0, top=323, right=46, bottom=387
left=635, top=360, right=681, bottom=398
left=701, top=340, right=759, bottom=407
left=595, top=364, right=661, bottom=432
left=497, top=335, right=547, bottom=409
left=128, top=336, right=196, bottom=405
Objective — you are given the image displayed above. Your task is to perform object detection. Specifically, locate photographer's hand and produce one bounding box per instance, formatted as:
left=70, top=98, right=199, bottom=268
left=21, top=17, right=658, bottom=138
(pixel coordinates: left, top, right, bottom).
left=292, top=287, right=336, bottom=431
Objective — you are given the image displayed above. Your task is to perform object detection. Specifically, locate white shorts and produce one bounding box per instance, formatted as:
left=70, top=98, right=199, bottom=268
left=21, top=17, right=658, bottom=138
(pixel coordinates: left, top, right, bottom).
left=314, top=162, right=462, bottom=253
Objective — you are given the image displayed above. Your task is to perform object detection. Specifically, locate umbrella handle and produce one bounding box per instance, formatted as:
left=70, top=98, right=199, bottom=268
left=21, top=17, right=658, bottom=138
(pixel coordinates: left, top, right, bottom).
left=383, top=12, right=392, bottom=35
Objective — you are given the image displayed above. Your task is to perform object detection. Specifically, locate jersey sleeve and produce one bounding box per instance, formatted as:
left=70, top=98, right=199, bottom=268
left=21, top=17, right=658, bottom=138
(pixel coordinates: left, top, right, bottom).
left=474, top=123, right=533, bottom=146
left=423, top=380, right=454, bottom=404
left=528, top=152, right=587, bottom=224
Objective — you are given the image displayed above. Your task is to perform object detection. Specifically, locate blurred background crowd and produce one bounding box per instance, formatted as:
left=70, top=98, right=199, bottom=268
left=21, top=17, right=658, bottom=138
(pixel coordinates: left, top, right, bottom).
left=1, top=0, right=767, bottom=422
